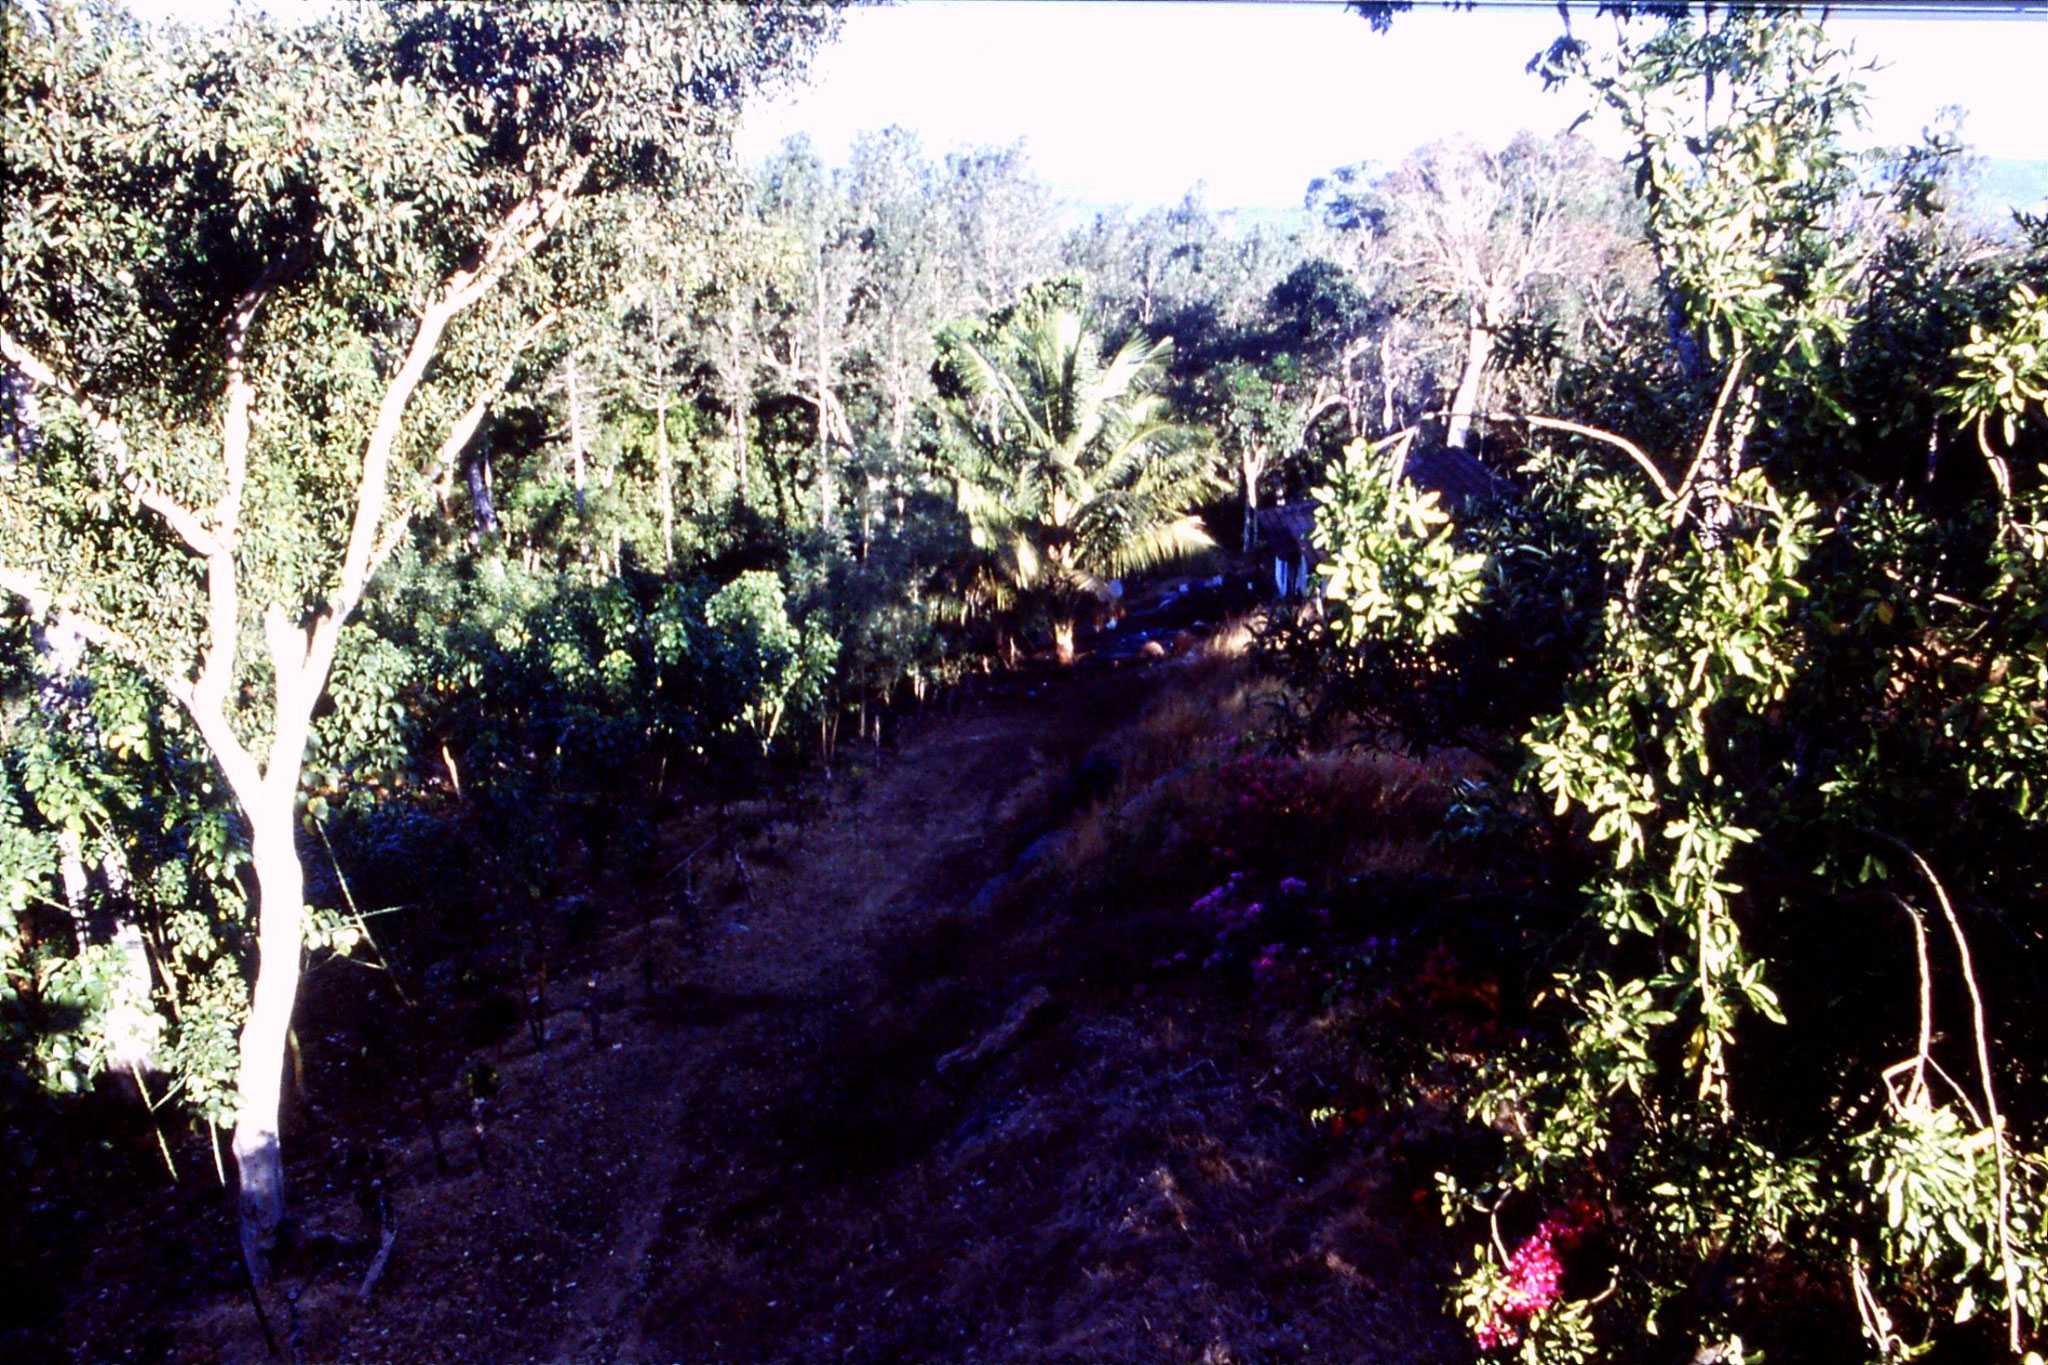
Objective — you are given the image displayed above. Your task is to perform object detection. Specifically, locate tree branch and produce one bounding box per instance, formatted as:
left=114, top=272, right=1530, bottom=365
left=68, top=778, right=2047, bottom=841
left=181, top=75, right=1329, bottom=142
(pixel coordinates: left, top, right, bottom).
left=0, top=327, right=223, bottom=560
left=332, top=157, right=593, bottom=635
left=195, top=269, right=283, bottom=716
left=445, top=155, right=595, bottom=312
left=0, top=562, right=262, bottom=798
left=1668, top=348, right=1750, bottom=523
left=1873, top=833, right=2025, bottom=1354
left=367, top=309, right=560, bottom=583
left=1459, top=409, right=1675, bottom=501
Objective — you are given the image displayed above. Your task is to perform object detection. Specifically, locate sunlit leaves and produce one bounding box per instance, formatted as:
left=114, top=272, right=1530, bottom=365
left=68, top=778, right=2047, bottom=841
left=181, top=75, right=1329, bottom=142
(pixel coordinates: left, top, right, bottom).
left=1945, top=284, right=2048, bottom=448
left=1314, top=437, right=1487, bottom=649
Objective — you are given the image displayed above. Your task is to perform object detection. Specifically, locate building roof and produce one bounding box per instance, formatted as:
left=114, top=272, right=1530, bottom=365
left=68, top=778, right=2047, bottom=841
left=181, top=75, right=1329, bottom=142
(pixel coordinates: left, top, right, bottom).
left=1405, top=444, right=1501, bottom=507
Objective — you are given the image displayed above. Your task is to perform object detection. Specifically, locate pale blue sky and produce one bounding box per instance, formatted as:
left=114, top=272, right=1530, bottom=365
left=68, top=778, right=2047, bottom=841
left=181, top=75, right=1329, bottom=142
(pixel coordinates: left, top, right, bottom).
left=115, top=0, right=2048, bottom=215
left=734, top=1, right=2047, bottom=213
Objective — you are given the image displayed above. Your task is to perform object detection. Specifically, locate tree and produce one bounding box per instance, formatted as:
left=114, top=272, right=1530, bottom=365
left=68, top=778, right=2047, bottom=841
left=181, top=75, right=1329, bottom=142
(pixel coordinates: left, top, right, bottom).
left=0, top=0, right=832, bottom=1280
left=1319, top=132, right=1630, bottom=451
left=841, top=127, right=964, bottom=458
left=601, top=196, right=713, bottom=571
left=756, top=137, right=869, bottom=538
left=1536, top=5, right=1874, bottom=529
left=1205, top=361, right=1297, bottom=550
left=935, top=283, right=1223, bottom=663
left=942, top=144, right=1065, bottom=317
left=687, top=206, right=801, bottom=512
left=1313, top=8, right=2048, bottom=1357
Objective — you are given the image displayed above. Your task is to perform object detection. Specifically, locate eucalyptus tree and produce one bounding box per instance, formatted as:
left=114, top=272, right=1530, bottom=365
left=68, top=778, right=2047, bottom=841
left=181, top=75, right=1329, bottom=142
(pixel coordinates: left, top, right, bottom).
left=686, top=203, right=802, bottom=510
left=601, top=196, right=715, bottom=570
left=1324, top=132, right=1629, bottom=450
left=943, top=144, right=1066, bottom=316
left=843, top=127, right=960, bottom=460
left=935, top=284, right=1223, bottom=663
left=755, top=136, right=872, bottom=537
left=1070, top=189, right=1308, bottom=354
left=0, top=0, right=833, bottom=1279
left=1067, top=197, right=1208, bottom=335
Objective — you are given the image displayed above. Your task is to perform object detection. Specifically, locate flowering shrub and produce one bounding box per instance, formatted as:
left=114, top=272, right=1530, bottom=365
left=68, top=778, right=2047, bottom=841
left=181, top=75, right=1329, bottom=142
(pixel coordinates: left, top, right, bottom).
left=1169, top=867, right=1329, bottom=985
left=1465, top=1205, right=1597, bottom=1352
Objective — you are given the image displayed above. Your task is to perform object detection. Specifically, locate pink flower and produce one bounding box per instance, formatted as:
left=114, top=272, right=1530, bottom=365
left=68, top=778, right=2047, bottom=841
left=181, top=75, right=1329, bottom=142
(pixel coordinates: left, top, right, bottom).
left=1473, top=1208, right=1593, bottom=1350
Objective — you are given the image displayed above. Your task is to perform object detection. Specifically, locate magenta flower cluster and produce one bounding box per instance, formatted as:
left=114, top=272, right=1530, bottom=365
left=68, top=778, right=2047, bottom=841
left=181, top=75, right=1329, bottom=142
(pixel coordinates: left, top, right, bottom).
left=1474, top=1207, right=1592, bottom=1351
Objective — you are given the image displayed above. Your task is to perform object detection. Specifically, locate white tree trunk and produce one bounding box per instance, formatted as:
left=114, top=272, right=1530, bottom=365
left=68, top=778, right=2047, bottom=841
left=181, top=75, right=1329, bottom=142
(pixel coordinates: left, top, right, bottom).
left=1380, top=331, right=1399, bottom=432
left=814, top=259, right=835, bottom=536
left=727, top=344, right=751, bottom=508
left=655, top=397, right=674, bottom=570
left=231, top=777, right=306, bottom=1282
left=1443, top=322, right=1495, bottom=452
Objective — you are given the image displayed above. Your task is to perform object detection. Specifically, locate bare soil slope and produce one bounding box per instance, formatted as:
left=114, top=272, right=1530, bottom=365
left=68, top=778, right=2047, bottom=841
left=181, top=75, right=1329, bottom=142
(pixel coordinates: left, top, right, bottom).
left=52, top=660, right=1466, bottom=1365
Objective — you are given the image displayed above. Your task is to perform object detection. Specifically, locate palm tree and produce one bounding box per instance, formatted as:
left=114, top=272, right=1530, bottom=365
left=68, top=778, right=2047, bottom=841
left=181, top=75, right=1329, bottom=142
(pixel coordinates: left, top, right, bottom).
left=937, top=292, right=1222, bottom=663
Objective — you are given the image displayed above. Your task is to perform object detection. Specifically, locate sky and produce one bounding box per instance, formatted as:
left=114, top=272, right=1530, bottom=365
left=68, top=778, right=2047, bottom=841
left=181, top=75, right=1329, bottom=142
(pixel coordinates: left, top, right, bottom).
left=113, top=0, right=2048, bottom=218
left=732, top=1, right=2048, bottom=215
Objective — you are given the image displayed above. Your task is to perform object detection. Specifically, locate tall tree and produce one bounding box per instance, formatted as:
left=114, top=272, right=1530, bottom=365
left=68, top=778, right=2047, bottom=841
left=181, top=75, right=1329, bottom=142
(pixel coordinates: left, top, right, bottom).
left=758, top=137, right=868, bottom=537
left=0, top=0, right=832, bottom=1279
left=943, top=144, right=1064, bottom=316
left=687, top=206, right=800, bottom=511
left=1315, top=132, right=1628, bottom=450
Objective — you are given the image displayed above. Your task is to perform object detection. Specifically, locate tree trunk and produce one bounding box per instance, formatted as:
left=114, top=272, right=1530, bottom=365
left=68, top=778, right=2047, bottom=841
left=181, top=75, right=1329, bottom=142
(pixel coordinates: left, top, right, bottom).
left=1053, top=617, right=1076, bottom=666
left=1379, top=331, right=1399, bottom=432
left=1443, top=321, right=1495, bottom=452
left=464, top=434, right=498, bottom=540
left=728, top=354, right=751, bottom=509
left=232, top=779, right=306, bottom=1284
left=655, top=396, right=674, bottom=571
left=1241, top=453, right=1263, bottom=552
left=814, top=257, right=835, bottom=537
left=565, top=352, right=589, bottom=519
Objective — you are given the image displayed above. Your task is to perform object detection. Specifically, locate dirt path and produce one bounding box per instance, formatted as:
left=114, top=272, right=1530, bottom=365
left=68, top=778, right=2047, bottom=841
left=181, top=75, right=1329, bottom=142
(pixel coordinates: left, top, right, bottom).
left=551, top=676, right=1132, bottom=1363
left=155, top=667, right=1159, bottom=1365
left=123, top=658, right=1462, bottom=1365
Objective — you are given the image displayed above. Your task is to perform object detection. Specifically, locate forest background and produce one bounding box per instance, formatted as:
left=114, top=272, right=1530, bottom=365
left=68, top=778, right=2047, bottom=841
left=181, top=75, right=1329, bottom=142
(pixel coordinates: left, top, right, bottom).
left=4, top=1, right=2047, bottom=1361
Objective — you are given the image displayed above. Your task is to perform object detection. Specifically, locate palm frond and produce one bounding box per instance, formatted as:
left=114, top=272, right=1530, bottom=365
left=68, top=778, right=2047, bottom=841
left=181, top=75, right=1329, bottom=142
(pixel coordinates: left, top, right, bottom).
left=1095, top=513, right=1217, bottom=580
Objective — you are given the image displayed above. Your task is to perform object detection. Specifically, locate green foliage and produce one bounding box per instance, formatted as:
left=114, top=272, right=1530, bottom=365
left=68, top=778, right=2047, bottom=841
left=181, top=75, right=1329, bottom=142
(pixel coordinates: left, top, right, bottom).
left=935, top=281, right=1224, bottom=654
left=1, top=618, right=249, bottom=1128
left=1316, top=437, right=1488, bottom=650
left=1300, top=10, right=2048, bottom=1359
left=671, top=569, right=838, bottom=754
left=0, top=0, right=838, bottom=1185
left=1949, top=284, right=2048, bottom=439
